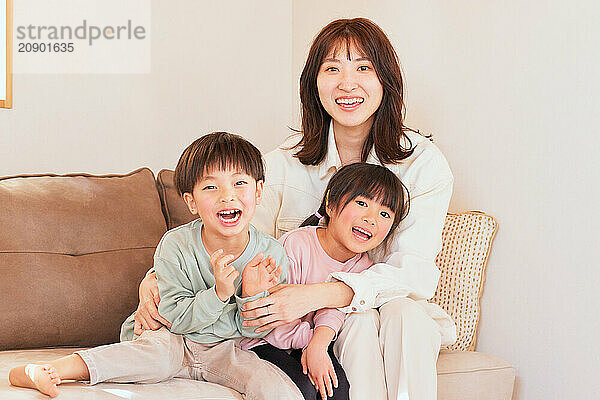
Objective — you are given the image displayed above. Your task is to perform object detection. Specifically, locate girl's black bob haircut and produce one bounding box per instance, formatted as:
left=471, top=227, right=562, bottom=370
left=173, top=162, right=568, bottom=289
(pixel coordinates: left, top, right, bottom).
left=174, top=132, right=265, bottom=196
left=301, top=162, right=409, bottom=250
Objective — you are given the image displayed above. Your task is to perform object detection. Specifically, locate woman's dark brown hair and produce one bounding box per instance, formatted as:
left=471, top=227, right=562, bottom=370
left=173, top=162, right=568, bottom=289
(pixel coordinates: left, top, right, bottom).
left=301, top=163, right=409, bottom=252
left=293, top=18, right=415, bottom=166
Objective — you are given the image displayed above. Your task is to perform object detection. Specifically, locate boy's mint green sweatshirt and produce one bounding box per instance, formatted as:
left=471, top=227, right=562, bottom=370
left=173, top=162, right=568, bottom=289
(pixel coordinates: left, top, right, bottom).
left=120, top=218, right=289, bottom=343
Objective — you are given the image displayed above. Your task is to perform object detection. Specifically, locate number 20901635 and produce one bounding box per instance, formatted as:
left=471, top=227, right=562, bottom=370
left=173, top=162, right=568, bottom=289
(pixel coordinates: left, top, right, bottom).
left=18, top=42, right=74, bottom=53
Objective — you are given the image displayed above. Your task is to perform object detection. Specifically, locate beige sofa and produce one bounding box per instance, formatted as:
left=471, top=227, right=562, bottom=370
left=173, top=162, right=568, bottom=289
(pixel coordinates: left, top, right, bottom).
left=0, top=168, right=515, bottom=399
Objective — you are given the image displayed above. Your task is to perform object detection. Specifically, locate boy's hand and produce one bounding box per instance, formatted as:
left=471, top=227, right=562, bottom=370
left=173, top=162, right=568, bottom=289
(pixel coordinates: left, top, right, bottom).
left=209, top=249, right=239, bottom=302
left=241, top=253, right=281, bottom=297
left=301, top=341, right=338, bottom=400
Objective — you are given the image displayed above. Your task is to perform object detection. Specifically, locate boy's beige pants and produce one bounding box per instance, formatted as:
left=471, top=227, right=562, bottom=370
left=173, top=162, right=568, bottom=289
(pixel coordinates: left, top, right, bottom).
left=75, top=327, right=303, bottom=400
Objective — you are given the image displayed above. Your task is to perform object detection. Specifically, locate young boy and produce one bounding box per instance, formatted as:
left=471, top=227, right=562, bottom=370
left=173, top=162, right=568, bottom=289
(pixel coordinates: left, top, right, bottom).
left=9, top=132, right=303, bottom=399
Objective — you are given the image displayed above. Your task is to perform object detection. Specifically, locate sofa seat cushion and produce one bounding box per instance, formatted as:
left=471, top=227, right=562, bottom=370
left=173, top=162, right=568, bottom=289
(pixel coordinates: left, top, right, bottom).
left=0, top=348, right=244, bottom=400
left=437, top=350, right=515, bottom=400
left=0, top=348, right=514, bottom=400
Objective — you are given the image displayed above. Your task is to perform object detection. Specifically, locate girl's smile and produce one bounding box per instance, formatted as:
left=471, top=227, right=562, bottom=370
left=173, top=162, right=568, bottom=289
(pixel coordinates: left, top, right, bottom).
left=351, top=225, right=372, bottom=242
left=318, top=195, right=395, bottom=262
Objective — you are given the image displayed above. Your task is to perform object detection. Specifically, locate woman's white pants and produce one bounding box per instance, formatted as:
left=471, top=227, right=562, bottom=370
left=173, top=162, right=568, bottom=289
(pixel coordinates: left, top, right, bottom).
left=333, top=297, right=442, bottom=400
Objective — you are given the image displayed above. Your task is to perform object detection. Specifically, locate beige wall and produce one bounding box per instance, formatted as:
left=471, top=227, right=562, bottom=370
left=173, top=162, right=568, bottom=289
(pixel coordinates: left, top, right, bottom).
left=293, top=1, right=599, bottom=399
left=2, top=1, right=599, bottom=399
left=0, top=0, right=292, bottom=175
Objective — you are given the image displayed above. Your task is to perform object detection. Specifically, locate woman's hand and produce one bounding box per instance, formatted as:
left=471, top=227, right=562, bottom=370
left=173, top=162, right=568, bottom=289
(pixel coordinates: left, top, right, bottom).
left=301, top=342, right=338, bottom=400
left=240, top=284, right=320, bottom=333
left=133, top=272, right=172, bottom=335
left=240, top=281, right=354, bottom=333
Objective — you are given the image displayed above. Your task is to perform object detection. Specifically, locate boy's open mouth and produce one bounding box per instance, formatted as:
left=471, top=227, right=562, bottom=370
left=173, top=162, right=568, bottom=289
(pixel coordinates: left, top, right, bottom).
left=217, top=209, right=242, bottom=224
left=352, top=226, right=372, bottom=241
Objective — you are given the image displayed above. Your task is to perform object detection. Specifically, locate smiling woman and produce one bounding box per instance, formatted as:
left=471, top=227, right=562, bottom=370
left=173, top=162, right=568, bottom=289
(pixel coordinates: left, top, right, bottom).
left=0, top=0, right=11, bottom=108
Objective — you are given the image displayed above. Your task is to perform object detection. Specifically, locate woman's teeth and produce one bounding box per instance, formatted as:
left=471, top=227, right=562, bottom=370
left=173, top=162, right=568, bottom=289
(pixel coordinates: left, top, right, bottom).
left=336, top=98, right=364, bottom=106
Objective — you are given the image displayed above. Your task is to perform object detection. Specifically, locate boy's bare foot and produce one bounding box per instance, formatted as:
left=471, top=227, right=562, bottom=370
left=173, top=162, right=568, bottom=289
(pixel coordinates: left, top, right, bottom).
left=9, top=364, right=61, bottom=398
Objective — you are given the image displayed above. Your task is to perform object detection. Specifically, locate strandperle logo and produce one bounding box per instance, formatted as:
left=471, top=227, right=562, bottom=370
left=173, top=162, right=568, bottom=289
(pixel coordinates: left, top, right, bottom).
left=16, top=20, right=147, bottom=46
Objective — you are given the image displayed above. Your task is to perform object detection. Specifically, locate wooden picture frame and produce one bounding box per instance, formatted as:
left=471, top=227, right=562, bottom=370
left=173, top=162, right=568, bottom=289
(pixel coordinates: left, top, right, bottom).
left=0, top=0, right=12, bottom=109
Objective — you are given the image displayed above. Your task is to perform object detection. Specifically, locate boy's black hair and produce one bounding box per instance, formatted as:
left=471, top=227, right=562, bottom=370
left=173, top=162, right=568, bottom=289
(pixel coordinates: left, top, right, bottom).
left=174, top=132, right=265, bottom=196
left=301, top=162, right=409, bottom=251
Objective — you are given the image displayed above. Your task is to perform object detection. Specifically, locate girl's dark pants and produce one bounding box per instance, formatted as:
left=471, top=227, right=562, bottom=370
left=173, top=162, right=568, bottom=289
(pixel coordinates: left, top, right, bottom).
left=251, top=343, right=350, bottom=400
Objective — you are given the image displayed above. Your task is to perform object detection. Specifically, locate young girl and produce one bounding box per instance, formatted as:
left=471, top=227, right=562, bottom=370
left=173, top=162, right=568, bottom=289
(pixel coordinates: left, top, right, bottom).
left=240, top=162, right=409, bottom=400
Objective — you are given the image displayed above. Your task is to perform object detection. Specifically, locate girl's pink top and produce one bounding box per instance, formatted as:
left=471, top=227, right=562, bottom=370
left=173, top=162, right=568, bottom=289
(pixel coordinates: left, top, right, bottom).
left=240, top=226, right=373, bottom=350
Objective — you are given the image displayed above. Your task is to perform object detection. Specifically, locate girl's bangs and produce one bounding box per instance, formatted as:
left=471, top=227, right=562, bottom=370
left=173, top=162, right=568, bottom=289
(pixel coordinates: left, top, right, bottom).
left=339, top=177, right=400, bottom=214
left=363, top=180, right=400, bottom=213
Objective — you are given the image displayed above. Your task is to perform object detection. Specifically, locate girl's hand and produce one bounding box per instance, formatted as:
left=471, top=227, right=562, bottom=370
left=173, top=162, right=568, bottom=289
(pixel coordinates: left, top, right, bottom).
left=240, top=284, right=320, bottom=332
left=301, top=343, right=338, bottom=400
left=134, top=272, right=172, bottom=335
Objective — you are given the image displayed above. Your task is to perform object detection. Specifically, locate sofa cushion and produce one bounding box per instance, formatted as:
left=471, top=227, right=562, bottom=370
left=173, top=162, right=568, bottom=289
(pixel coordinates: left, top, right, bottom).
left=437, top=350, right=515, bottom=400
left=0, top=169, right=167, bottom=350
left=0, top=168, right=166, bottom=255
left=156, top=169, right=198, bottom=230
left=433, top=212, right=498, bottom=351
left=0, top=348, right=514, bottom=400
left=0, top=348, right=244, bottom=399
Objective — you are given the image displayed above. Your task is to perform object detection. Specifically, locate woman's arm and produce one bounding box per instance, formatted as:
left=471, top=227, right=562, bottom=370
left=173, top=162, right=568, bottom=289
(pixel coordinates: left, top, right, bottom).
left=134, top=271, right=171, bottom=335
left=240, top=281, right=353, bottom=333
left=243, top=231, right=354, bottom=333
